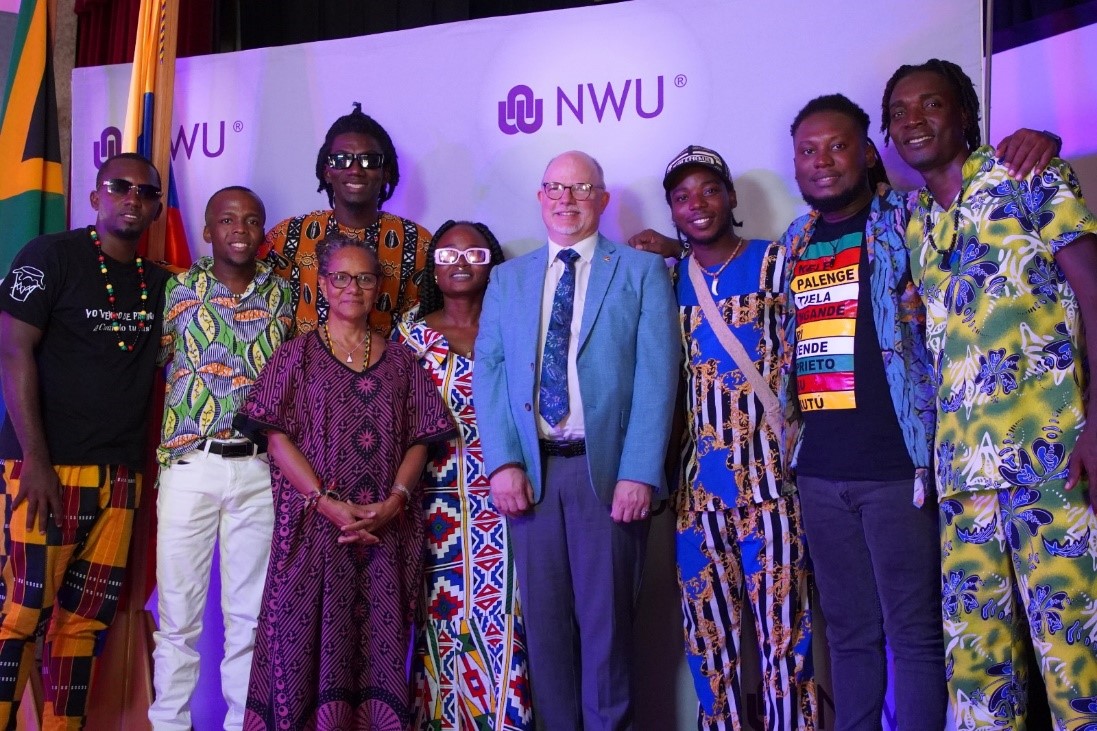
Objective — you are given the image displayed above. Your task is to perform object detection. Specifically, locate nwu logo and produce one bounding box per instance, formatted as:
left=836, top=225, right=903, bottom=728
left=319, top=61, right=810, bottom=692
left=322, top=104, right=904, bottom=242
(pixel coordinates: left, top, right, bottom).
left=93, top=127, right=122, bottom=168
left=94, top=121, right=232, bottom=166
left=498, top=76, right=666, bottom=135
left=9, top=266, right=44, bottom=302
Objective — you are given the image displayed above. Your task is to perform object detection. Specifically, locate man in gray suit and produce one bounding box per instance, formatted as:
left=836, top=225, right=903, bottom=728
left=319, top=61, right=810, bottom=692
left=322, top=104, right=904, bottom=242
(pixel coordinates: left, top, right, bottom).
left=474, top=150, right=679, bottom=729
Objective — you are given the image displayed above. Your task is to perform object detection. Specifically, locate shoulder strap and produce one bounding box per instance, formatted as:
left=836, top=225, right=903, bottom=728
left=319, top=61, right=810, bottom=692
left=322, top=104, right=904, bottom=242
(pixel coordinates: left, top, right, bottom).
left=687, top=254, right=784, bottom=440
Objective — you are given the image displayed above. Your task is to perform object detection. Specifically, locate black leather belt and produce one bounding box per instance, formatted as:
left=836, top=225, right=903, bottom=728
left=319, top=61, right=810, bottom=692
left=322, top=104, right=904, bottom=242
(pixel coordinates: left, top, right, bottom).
left=539, top=438, right=586, bottom=457
left=199, top=440, right=266, bottom=458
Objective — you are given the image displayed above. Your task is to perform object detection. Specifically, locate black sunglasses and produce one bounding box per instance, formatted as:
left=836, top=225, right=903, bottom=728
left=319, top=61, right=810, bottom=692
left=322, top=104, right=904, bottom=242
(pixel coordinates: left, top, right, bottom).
left=100, top=178, right=162, bottom=201
left=327, top=152, right=386, bottom=170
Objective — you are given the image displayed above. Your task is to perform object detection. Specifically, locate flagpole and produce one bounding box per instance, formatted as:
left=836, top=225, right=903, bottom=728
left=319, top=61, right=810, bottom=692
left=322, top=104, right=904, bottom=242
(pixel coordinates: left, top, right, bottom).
left=145, top=0, right=180, bottom=262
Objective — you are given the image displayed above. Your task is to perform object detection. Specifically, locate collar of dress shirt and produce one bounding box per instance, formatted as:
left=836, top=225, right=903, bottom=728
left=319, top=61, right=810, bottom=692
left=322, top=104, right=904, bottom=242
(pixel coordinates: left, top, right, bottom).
left=546, top=233, right=598, bottom=268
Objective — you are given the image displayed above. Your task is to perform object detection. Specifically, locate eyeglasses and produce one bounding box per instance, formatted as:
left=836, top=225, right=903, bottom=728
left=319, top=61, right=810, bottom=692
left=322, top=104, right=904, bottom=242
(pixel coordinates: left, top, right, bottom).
left=323, top=271, right=380, bottom=289
left=541, top=182, right=604, bottom=201
left=327, top=152, right=386, bottom=170
left=100, top=179, right=162, bottom=201
left=434, top=247, right=491, bottom=266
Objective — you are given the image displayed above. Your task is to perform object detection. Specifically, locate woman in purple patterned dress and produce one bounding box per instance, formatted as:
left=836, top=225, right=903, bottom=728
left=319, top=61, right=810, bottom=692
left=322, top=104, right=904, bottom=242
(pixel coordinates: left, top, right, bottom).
left=235, top=234, right=454, bottom=731
left=394, top=221, right=534, bottom=730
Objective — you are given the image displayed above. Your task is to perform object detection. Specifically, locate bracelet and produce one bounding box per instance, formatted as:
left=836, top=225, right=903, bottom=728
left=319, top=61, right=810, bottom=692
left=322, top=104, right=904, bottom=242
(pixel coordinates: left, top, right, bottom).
left=390, top=483, right=413, bottom=509
left=304, top=481, right=341, bottom=511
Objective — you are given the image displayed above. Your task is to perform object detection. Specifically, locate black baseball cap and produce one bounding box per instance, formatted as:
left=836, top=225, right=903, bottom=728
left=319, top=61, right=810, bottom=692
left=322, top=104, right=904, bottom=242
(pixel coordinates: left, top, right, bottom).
left=662, top=145, right=734, bottom=192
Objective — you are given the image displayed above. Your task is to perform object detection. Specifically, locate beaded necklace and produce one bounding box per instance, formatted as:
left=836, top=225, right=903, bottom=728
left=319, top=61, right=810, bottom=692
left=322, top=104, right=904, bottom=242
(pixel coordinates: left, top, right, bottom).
left=91, top=227, right=150, bottom=352
left=922, top=205, right=963, bottom=271
left=323, top=321, right=372, bottom=368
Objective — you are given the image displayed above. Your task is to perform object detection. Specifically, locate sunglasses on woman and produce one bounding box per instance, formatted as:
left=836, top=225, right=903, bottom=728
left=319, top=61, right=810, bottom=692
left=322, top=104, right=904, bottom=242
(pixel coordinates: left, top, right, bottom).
left=433, top=247, right=491, bottom=265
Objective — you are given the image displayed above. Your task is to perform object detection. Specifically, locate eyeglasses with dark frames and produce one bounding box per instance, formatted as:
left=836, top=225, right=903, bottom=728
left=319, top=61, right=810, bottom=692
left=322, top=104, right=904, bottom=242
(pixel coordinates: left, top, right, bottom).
left=541, top=182, right=604, bottom=201
left=322, top=271, right=380, bottom=289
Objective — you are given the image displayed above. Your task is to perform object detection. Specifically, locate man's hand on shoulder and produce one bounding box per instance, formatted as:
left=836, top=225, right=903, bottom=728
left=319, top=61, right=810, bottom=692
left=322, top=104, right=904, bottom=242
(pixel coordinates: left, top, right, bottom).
left=12, top=455, right=62, bottom=533
left=610, top=479, right=652, bottom=523
left=995, top=128, right=1061, bottom=179
left=627, top=229, right=682, bottom=259
left=490, top=465, right=534, bottom=517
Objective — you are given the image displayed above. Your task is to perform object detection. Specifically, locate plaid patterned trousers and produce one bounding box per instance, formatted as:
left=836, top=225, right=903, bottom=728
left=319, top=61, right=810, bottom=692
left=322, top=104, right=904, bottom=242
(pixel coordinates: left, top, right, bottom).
left=0, top=460, right=140, bottom=730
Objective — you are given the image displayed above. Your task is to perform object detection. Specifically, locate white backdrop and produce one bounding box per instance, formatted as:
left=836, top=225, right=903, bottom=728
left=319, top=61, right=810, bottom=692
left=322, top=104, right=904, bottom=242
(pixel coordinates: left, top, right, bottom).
left=70, top=1, right=984, bottom=728
left=71, top=0, right=982, bottom=259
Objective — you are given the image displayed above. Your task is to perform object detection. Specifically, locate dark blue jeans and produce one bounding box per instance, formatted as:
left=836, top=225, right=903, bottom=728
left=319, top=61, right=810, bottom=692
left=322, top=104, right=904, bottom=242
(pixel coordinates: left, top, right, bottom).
left=797, top=476, right=946, bottom=731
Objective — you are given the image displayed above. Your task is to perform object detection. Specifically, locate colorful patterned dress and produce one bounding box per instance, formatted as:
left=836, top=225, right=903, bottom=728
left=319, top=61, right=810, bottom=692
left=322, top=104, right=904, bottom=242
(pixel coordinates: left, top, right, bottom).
left=236, top=332, right=454, bottom=731
left=394, top=317, right=534, bottom=731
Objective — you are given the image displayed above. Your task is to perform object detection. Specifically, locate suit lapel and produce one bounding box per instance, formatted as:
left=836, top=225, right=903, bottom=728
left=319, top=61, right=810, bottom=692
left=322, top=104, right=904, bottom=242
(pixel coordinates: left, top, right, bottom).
left=579, top=235, right=618, bottom=351
left=517, top=246, right=549, bottom=357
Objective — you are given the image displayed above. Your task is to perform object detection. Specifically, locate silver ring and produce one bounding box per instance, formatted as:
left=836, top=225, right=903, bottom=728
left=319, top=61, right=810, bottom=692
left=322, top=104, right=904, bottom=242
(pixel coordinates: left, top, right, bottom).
left=640, top=509, right=649, bottom=518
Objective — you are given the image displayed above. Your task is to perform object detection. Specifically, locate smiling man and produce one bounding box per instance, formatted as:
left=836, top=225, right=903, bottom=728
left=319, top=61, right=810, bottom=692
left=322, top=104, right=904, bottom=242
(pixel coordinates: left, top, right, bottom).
left=662, top=145, right=816, bottom=731
left=475, top=150, right=679, bottom=729
left=780, top=96, right=943, bottom=731
left=883, top=58, right=1097, bottom=727
left=0, top=152, right=171, bottom=728
left=148, top=186, right=293, bottom=731
left=264, top=103, right=430, bottom=335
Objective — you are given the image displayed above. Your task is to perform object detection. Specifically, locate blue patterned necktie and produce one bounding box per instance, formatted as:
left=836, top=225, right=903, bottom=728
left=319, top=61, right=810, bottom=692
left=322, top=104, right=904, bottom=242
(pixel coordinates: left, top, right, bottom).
left=539, top=248, right=581, bottom=426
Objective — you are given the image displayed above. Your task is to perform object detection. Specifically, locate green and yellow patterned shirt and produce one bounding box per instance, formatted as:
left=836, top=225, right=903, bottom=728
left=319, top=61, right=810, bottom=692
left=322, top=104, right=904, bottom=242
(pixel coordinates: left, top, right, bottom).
left=908, top=146, right=1097, bottom=496
left=157, top=257, right=295, bottom=465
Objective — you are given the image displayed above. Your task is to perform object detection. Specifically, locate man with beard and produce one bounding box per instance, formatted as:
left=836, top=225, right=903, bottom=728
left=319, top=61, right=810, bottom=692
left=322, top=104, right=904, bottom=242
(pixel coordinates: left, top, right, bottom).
left=883, top=59, right=1097, bottom=728
left=629, top=117, right=1056, bottom=731
left=781, top=95, right=943, bottom=731
left=264, top=102, right=430, bottom=335
left=665, top=145, right=816, bottom=730
left=0, top=153, right=171, bottom=728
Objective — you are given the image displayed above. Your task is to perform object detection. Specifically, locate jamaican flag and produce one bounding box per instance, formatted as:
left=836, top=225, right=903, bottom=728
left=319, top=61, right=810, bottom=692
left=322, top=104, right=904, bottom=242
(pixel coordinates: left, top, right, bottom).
left=0, top=0, right=65, bottom=276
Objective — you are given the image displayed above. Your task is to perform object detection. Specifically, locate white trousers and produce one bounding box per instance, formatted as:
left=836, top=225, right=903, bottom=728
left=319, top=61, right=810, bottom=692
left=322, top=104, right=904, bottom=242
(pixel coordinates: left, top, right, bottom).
left=148, top=449, right=274, bottom=731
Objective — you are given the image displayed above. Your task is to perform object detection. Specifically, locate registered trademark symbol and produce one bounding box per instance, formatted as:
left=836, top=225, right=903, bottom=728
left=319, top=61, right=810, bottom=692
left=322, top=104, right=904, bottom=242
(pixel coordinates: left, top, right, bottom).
left=233, top=121, right=243, bottom=133
left=674, top=75, right=687, bottom=88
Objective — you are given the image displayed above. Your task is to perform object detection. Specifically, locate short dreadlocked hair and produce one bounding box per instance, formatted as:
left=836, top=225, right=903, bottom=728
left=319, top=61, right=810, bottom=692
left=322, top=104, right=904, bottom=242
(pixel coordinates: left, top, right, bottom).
left=880, top=59, right=982, bottom=152
left=416, top=220, right=506, bottom=318
left=315, top=102, right=400, bottom=208
left=790, top=93, right=891, bottom=188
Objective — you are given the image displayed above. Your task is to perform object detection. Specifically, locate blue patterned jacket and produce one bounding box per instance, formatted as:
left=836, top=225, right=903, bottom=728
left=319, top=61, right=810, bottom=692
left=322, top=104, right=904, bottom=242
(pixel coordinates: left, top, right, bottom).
left=779, top=186, right=935, bottom=503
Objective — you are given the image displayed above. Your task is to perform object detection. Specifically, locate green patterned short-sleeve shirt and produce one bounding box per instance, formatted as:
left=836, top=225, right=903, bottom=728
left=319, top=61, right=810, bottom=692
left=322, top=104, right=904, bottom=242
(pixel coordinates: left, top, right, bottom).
left=907, top=146, right=1097, bottom=496
left=157, top=257, right=295, bottom=465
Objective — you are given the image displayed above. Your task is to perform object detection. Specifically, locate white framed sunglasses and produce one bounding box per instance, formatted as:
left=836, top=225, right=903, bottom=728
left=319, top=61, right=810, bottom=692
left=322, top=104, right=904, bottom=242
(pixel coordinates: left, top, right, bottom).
left=434, top=247, right=491, bottom=265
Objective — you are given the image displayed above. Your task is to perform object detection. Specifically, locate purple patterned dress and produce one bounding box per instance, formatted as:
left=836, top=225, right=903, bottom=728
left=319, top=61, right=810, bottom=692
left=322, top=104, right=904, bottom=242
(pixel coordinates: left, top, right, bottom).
left=237, top=331, right=454, bottom=731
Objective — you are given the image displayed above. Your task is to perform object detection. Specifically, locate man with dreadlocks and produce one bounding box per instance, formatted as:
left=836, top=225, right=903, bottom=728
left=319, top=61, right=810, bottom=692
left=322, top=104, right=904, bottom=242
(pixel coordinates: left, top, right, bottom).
left=883, top=58, right=1097, bottom=727
left=264, top=103, right=431, bottom=334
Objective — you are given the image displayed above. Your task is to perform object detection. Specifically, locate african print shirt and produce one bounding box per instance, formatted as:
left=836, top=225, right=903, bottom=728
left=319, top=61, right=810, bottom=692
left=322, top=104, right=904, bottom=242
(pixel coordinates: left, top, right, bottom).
left=157, top=257, right=294, bottom=464
left=907, top=147, right=1097, bottom=496
left=781, top=187, right=935, bottom=500
left=675, top=239, right=789, bottom=510
left=263, top=209, right=431, bottom=336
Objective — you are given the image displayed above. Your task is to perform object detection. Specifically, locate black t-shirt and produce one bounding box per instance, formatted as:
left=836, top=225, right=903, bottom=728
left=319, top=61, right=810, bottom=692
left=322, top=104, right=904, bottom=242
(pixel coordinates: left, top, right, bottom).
left=791, top=207, right=913, bottom=480
left=0, top=227, right=170, bottom=468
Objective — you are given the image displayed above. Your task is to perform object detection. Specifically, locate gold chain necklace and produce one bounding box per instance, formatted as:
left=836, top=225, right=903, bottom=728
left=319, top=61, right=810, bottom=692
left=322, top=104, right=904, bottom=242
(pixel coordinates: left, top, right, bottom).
left=324, top=322, right=372, bottom=367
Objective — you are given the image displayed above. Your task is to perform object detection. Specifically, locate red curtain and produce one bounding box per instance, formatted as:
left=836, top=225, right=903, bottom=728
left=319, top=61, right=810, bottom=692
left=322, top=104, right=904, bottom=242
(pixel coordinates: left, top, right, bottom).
left=74, top=0, right=214, bottom=67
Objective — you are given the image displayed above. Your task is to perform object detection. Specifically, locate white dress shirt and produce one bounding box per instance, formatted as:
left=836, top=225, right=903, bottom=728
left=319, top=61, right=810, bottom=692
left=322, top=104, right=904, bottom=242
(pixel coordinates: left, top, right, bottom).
left=536, top=234, right=598, bottom=440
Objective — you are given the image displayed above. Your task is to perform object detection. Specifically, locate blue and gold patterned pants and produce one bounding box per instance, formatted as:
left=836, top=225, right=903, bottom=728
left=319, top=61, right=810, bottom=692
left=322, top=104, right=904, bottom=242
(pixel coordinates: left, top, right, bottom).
left=940, top=482, right=1097, bottom=729
left=676, top=495, right=816, bottom=731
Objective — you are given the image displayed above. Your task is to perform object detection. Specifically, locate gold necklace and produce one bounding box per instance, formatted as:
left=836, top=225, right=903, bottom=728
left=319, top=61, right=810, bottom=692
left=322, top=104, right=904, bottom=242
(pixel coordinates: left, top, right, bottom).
left=324, top=322, right=372, bottom=367
left=700, top=236, right=745, bottom=295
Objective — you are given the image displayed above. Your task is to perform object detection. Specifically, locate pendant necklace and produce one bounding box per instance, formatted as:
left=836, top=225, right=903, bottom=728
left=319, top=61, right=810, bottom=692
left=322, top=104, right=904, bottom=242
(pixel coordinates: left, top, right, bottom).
left=923, top=205, right=963, bottom=271
left=701, top=237, right=745, bottom=296
left=324, top=322, right=372, bottom=366
left=91, top=227, right=150, bottom=352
